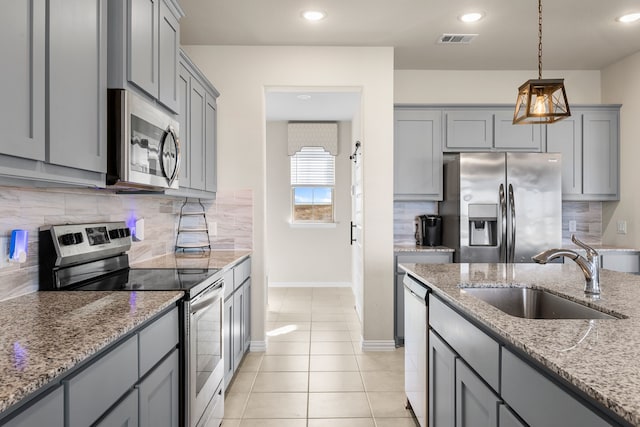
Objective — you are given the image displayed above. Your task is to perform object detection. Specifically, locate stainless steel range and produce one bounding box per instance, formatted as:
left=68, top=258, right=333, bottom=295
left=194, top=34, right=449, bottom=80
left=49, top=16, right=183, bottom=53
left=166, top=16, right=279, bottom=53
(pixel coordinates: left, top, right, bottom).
left=39, top=221, right=224, bottom=427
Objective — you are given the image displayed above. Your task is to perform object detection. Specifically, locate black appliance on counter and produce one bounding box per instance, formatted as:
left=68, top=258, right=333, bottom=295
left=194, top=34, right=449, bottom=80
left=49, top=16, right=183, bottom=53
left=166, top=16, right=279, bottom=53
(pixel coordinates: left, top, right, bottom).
left=414, top=215, right=443, bottom=246
left=39, top=221, right=224, bottom=427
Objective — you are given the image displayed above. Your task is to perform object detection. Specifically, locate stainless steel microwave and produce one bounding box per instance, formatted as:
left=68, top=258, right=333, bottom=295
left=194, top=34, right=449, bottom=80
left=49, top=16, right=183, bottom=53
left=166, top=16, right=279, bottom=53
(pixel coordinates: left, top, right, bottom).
left=107, top=89, right=181, bottom=189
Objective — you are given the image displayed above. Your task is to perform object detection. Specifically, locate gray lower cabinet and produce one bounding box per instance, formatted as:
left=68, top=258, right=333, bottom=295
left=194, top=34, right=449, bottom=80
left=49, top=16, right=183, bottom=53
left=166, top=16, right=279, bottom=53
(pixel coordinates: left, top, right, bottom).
left=394, top=108, right=443, bottom=200
left=546, top=106, right=620, bottom=201
left=108, top=0, right=183, bottom=113
left=96, top=390, right=138, bottom=427
left=2, top=386, right=63, bottom=427
left=223, top=258, right=252, bottom=387
left=0, top=0, right=107, bottom=188
left=455, top=359, right=499, bottom=427
left=395, top=251, right=453, bottom=346
left=429, top=330, right=455, bottom=427
left=498, top=404, right=527, bottom=427
left=138, top=350, right=179, bottom=427
left=601, top=251, right=640, bottom=274
left=165, top=50, right=219, bottom=199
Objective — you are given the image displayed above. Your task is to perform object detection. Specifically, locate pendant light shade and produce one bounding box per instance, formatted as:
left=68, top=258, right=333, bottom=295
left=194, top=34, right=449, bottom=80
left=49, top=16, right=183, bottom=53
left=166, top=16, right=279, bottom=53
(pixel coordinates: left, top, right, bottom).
left=513, top=0, right=570, bottom=125
left=513, top=78, right=570, bottom=124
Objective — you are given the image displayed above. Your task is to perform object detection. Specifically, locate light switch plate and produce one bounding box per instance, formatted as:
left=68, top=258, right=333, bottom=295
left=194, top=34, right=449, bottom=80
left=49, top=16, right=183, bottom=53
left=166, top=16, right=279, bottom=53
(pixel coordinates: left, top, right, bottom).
left=569, top=220, right=577, bottom=233
left=617, top=220, right=628, bottom=234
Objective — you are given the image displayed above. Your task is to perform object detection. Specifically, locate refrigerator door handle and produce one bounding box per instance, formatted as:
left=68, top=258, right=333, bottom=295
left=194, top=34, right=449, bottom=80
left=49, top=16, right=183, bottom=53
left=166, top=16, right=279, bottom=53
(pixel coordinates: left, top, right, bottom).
left=499, top=183, right=507, bottom=262
left=508, top=183, right=516, bottom=263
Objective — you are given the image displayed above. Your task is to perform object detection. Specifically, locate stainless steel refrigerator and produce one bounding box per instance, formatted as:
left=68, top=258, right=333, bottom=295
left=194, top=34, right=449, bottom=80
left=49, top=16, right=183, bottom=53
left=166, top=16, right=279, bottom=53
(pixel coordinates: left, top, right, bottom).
left=441, top=152, right=561, bottom=263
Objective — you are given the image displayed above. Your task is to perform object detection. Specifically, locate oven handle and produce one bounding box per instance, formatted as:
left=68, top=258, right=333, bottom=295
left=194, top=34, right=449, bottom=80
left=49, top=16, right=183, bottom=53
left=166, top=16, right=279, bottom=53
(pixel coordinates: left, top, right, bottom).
left=190, top=280, right=223, bottom=315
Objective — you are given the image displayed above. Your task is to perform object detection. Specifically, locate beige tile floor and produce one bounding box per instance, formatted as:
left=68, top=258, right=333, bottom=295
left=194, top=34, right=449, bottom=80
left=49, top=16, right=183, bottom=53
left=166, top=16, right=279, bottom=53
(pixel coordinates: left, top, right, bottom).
left=220, top=287, right=416, bottom=427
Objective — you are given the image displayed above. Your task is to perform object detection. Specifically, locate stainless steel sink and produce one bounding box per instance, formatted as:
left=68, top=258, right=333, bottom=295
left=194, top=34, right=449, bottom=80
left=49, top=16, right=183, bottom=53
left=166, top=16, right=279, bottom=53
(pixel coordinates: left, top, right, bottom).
left=460, top=287, right=619, bottom=319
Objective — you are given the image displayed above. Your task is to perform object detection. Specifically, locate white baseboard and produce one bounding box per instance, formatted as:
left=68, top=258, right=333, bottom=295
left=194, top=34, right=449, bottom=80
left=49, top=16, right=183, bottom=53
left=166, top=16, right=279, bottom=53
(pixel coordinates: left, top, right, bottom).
left=268, top=282, right=352, bottom=288
left=249, top=340, right=267, bottom=352
left=361, top=340, right=397, bottom=352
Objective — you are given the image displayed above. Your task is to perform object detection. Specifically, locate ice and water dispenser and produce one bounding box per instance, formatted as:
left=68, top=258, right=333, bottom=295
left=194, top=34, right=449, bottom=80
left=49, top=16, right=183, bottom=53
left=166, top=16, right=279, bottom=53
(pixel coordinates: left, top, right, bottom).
left=468, top=204, right=498, bottom=246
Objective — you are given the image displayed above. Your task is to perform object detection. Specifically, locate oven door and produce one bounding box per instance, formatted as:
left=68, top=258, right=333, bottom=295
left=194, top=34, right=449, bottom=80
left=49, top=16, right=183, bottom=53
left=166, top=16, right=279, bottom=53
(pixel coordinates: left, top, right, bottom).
left=189, top=280, right=224, bottom=427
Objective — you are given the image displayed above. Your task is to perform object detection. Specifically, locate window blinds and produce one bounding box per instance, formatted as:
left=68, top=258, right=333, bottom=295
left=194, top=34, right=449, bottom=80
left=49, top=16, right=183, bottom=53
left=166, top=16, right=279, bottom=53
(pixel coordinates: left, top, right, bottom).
left=290, top=147, right=335, bottom=186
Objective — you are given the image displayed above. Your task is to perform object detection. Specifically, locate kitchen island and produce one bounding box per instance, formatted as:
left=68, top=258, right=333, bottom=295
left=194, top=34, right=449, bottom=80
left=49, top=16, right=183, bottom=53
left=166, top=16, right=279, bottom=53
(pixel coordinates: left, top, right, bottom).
left=401, top=262, right=640, bottom=426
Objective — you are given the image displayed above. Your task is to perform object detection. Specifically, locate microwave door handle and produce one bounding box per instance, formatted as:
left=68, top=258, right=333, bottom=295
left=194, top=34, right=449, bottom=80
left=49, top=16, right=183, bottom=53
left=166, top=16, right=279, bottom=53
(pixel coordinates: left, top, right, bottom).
left=162, top=125, right=180, bottom=186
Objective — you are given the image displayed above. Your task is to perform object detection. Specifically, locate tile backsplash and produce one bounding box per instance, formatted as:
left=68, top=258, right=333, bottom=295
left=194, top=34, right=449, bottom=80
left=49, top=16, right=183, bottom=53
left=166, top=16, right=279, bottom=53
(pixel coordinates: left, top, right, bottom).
left=394, top=200, right=603, bottom=247
left=0, top=186, right=252, bottom=301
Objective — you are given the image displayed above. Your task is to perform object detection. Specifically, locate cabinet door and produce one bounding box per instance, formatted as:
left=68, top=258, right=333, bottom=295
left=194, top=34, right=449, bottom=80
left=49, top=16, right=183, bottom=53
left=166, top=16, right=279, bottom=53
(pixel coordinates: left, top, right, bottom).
left=546, top=114, right=583, bottom=197
left=243, top=279, right=251, bottom=351
left=158, top=0, right=179, bottom=112
left=205, top=93, right=218, bottom=192
left=139, top=349, right=179, bottom=427
left=494, top=110, right=542, bottom=151
left=177, top=64, right=191, bottom=187
left=444, top=110, right=493, bottom=151
left=48, top=0, right=107, bottom=173
left=499, top=404, right=526, bottom=427
left=96, top=390, right=138, bottom=427
left=0, top=0, right=45, bottom=161
left=582, top=111, right=619, bottom=199
left=455, top=359, right=499, bottom=427
left=233, top=288, right=244, bottom=371
left=3, top=386, right=63, bottom=427
left=394, top=109, right=443, bottom=200
left=189, top=77, right=207, bottom=190
left=223, top=297, right=234, bottom=387
left=129, top=0, right=159, bottom=97
left=429, top=330, right=456, bottom=427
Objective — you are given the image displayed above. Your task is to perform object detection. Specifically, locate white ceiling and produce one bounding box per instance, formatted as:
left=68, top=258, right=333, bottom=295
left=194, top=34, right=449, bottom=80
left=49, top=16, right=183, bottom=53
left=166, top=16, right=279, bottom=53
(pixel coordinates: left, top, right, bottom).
left=179, top=0, right=640, bottom=71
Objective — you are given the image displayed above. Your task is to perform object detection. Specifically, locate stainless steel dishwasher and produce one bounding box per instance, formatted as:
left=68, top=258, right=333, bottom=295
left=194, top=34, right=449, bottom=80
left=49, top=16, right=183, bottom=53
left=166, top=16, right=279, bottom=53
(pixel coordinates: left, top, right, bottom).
left=404, top=274, right=429, bottom=427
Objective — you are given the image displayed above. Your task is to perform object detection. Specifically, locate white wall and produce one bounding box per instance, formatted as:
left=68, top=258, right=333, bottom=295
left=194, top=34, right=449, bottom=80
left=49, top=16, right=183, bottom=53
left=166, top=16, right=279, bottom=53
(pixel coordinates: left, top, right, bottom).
left=395, top=70, right=602, bottom=104
left=183, top=45, right=395, bottom=346
left=265, top=121, right=352, bottom=286
left=601, top=52, right=640, bottom=247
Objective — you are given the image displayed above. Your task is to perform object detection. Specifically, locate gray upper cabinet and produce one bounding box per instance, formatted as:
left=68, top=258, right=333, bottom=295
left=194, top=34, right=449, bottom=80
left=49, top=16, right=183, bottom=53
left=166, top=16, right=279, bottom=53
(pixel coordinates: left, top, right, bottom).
left=1, top=0, right=46, bottom=162
left=0, top=0, right=107, bottom=187
left=189, top=77, right=207, bottom=191
left=108, top=0, right=183, bottom=113
left=546, top=106, right=620, bottom=201
left=546, top=114, right=583, bottom=196
left=444, top=110, right=494, bottom=151
left=582, top=110, right=619, bottom=200
left=177, top=64, right=191, bottom=188
left=394, top=108, right=443, bottom=200
left=48, top=0, right=107, bottom=173
left=205, top=93, right=218, bottom=193
left=494, top=110, right=543, bottom=151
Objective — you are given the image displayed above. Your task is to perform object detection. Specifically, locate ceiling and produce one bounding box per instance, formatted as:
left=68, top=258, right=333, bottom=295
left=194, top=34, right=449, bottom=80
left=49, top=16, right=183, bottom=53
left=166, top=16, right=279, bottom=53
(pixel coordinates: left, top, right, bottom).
left=179, top=0, right=640, bottom=71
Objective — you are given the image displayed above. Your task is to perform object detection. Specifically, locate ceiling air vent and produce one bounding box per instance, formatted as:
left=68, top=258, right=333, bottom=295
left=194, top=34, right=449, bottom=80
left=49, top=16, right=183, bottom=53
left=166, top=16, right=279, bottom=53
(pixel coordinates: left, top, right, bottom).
left=437, top=34, right=478, bottom=44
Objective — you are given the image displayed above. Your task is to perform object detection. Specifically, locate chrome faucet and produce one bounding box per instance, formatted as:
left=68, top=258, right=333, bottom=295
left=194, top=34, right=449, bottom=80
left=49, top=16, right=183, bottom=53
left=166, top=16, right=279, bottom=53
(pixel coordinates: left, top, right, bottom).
left=532, top=235, right=600, bottom=295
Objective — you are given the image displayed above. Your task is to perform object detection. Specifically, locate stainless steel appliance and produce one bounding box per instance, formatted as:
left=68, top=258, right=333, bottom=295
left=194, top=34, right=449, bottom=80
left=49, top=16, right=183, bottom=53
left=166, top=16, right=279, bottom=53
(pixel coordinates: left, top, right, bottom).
left=404, top=274, right=428, bottom=427
left=108, top=89, right=181, bottom=190
left=441, top=152, right=561, bottom=263
left=39, top=222, right=224, bottom=427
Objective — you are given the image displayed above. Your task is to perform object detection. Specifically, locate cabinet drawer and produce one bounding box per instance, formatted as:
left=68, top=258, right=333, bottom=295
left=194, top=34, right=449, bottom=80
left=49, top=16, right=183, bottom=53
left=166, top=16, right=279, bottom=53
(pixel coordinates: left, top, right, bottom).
left=139, top=306, right=179, bottom=376
left=3, top=386, right=63, bottom=427
left=501, top=349, right=612, bottom=427
left=65, top=334, right=138, bottom=427
left=233, top=257, right=251, bottom=290
left=429, top=295, right=500, bottom=391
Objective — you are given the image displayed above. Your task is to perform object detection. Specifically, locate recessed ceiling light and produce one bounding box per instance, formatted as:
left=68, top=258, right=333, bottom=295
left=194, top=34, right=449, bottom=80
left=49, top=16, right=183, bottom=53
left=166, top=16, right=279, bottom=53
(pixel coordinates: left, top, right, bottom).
left=459, top=12, right=484, bottom=23
left=297, top=94, right=312, bottom=100
left=616, top=12, right=640, bottom=23
left=302, top=10, right=326, bottom=21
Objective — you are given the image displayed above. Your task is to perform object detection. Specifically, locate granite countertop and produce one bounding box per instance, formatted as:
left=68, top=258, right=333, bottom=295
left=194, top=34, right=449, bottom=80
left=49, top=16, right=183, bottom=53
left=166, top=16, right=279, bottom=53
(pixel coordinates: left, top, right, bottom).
left=0, top=291, right=183, bottom=414
left=394, top=244, right=455, bottom=253
left=131, top=249, right=252, bottom=269
left=400, top=262, right=640, bottom=425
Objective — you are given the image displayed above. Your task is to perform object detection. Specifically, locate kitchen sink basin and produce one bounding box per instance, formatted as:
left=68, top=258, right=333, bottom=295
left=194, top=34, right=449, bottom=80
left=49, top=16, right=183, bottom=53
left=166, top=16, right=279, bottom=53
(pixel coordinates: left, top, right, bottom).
left=460, top=287, right=619, bottom=319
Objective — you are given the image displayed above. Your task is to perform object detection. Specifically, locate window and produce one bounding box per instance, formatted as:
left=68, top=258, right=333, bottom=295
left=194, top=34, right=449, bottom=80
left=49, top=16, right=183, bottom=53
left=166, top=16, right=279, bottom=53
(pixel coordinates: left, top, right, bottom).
left=290, top=146, right=335, bottom=223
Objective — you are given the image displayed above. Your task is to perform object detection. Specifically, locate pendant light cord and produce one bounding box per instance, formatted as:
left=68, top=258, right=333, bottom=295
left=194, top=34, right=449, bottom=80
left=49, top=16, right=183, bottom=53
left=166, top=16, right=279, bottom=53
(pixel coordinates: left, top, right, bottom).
left=538, top=0, right=543, bottom=79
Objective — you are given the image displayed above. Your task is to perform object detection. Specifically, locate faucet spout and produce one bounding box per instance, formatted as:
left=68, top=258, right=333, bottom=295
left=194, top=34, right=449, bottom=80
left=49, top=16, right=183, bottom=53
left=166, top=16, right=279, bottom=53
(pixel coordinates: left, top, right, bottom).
left=532, top=236, right=600, bottom=295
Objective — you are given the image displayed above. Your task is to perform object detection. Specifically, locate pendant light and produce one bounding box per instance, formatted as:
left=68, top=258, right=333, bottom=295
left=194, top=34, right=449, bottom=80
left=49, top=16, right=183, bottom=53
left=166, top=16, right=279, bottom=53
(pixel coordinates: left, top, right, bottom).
left=513, top=0, right=570, bottom=124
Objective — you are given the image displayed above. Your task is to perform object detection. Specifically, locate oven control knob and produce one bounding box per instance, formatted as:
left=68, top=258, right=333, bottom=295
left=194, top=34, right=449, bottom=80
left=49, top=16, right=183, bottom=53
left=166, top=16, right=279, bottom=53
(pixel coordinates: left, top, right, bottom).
left=59, top=233, right=76, bottom=246
left=118, top=228, right=126, bottom=238
left=108, top=229, right=119, bottom=240
left=73, top=233, right=84, bottom=244
left=123, top=228, right=131, bottom=237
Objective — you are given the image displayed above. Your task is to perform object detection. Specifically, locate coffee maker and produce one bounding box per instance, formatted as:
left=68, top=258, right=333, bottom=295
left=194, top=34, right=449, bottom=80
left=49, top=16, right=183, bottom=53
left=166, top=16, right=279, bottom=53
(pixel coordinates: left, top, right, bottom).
left=415, top=215, right=443, bottom=246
